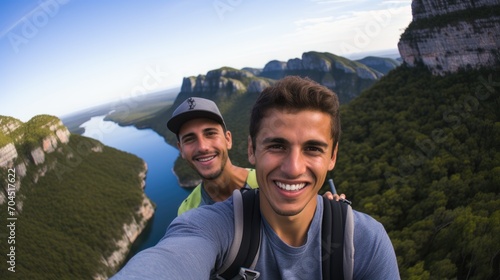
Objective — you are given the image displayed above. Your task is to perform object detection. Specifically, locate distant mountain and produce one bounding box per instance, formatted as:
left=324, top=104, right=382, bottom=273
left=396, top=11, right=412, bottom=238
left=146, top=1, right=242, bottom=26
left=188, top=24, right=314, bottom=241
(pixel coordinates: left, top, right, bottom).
left=0, top=115, right=154, bottom=279
left=259, top=51, right=385, bottom=103
left=61, top=87, right=179, bottom=134
left=355, top=56, right=402, bottom=74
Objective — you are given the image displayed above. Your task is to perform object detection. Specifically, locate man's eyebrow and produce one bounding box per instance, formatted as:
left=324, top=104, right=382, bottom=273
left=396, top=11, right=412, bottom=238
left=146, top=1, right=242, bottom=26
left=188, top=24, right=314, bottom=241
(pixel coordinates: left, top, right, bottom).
left=203, top=127, right=219, bottom=133
left=262, top=137, right=288, bottom=145
left=180, top=127, right=220, bottom=141
left=304, top=140, right=329, bottom=149
left=261, top=138, right=329, bottom=148
left=180, top=132, right=195, bottom=142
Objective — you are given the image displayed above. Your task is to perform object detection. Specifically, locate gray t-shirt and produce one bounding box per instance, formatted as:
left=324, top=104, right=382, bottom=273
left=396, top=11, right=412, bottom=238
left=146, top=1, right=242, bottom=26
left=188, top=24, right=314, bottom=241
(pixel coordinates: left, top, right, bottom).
left=112, top=196, right=400, bottom=279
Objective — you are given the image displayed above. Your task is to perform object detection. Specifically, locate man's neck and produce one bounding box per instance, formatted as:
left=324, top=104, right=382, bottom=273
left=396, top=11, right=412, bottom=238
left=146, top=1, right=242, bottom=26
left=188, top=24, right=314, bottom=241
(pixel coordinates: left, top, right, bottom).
left=260, top=196, right=318, bottom=247
left=203, top=164, right=249, bottom=202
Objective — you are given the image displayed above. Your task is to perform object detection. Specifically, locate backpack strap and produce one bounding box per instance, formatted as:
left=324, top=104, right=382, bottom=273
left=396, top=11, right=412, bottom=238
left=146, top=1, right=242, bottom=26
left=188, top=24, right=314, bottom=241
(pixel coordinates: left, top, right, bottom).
left=343, top=203, right=354, bottom=280
left=216, top=189, right=261, bottom=279
left=321, top=196, right=354, bottom=280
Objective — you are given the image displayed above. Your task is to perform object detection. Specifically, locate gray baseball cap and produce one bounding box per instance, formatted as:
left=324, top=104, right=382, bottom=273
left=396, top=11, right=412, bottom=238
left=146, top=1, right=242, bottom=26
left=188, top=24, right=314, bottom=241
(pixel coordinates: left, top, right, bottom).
left=167, top=97, right=226, bottom=135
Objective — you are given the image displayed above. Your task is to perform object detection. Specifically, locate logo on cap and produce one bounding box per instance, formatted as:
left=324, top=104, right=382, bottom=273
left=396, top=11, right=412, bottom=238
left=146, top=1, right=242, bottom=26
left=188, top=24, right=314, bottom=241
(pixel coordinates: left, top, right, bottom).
left=187, top=97, right=196, bottom=110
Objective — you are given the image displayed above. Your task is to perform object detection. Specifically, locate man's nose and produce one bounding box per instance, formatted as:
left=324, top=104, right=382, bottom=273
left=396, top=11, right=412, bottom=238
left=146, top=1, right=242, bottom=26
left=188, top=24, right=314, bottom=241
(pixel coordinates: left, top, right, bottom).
left=281, top=148, right=306, bottom=178
left=197, top=136, right=210, bottom=152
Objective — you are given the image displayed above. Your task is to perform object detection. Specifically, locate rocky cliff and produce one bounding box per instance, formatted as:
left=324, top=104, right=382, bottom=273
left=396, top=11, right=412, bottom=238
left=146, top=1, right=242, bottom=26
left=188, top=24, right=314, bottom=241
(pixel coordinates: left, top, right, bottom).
left=180, top=67, right=272, bottom=96
left=398, top=0, right=500, bottom=75
left=259, top=51, right=384, bottom=103
left=0, top=115, right=71, bottom=193
left=262, top=51, right=383, bottom=80
left=0, top=115, right=154, bottom=279
left=177, top=51, right=391, bottom=105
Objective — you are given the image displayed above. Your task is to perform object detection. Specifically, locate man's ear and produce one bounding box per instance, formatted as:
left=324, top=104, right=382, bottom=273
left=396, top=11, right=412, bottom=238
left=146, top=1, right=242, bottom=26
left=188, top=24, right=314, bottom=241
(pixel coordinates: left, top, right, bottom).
left=226, top=130, right=233, bottom=150
left=177, top=142, right=185, bottom=159
left=328, top=143, right=339, bottom=171
left=247, top=136, right=255, bottom=165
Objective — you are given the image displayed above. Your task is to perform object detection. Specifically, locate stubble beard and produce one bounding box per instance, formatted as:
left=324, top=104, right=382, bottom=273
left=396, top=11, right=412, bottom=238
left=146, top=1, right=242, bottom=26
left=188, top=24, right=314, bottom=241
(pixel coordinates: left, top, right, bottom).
left=198, top=152, right=227, bottom=181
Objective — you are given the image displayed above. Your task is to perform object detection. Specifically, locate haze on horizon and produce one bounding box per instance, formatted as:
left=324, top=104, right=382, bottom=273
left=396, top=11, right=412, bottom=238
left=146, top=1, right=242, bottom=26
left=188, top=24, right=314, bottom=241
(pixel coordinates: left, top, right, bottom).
left=0, top=0, right=412, bottom=122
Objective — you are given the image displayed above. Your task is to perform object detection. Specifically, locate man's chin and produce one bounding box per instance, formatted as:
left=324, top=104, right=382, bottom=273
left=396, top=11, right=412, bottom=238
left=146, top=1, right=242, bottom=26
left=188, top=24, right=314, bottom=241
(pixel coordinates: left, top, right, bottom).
left=199, top=170, right=222, bottom=181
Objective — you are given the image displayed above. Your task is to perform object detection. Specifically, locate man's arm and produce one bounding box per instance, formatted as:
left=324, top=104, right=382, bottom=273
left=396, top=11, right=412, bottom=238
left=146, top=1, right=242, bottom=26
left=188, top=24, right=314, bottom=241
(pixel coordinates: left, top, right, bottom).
left=111, top=235, right=216, bottom=279
left=112, top=202, right=234, bottom=279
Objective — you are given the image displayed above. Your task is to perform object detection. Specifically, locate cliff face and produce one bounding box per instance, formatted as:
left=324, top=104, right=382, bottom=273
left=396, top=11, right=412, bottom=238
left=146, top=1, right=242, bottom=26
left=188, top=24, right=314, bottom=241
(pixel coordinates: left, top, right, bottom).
left=261, top=51, right=384, bottom=80
left=180, top=67, right=271, bottom=96
left=0, top=115, right=71, bottom=200
left=398, top=0, right=500, bottom=75
left=98, top=193, right=154, bottom=279
left=0, top=115, right=154, bottom=279
left=410, top=0, right=498, bottom=20
left=259, top=51, right=385, bottom=103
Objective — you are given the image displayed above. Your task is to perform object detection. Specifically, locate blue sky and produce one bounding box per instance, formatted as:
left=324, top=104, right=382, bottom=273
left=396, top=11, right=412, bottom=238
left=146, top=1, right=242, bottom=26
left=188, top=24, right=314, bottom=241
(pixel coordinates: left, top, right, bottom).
left=0, top=0, right=412, bottom=122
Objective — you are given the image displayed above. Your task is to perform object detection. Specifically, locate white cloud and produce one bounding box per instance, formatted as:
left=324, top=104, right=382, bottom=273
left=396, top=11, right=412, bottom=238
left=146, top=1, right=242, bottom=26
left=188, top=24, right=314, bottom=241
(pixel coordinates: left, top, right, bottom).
left=281, top=3, right=412, bottom=56
left=295, top=16, right=335, bottom=27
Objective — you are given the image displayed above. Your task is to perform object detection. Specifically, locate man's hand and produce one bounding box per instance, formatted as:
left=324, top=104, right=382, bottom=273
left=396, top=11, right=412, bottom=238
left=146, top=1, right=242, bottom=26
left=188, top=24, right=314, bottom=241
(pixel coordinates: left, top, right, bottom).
left=323, top=192, right=346, bottom=201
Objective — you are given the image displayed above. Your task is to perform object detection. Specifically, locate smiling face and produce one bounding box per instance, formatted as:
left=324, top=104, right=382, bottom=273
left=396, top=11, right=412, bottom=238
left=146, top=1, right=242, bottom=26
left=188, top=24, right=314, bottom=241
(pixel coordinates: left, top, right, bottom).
left=177, top=118, right=232, bottom=180
left=248, top=109, right=337, bottom=218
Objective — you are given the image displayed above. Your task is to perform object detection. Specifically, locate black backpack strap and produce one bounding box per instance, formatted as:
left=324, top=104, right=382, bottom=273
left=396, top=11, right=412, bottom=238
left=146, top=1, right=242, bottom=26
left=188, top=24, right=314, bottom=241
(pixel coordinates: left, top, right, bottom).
left=322, top=196, right=349, bottom=280
left=217, top=189, right=261, bottom=279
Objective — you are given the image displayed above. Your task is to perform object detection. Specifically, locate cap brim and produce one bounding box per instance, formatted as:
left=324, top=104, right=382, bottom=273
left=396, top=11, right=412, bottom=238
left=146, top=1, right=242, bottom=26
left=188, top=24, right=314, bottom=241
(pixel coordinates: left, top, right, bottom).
left=167, top=110, right=225, bottom=135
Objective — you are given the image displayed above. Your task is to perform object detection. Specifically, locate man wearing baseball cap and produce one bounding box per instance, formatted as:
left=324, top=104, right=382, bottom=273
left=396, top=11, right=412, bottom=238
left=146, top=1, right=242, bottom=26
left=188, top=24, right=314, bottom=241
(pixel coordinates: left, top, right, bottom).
left=167, top=97, right=258, bottom=215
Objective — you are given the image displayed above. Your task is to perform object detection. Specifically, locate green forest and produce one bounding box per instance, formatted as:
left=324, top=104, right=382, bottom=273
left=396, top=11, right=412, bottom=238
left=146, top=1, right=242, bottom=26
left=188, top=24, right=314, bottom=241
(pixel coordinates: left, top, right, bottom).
left=326, top=65, right=499, bottom=279
left=0, top=134, right=148, bottom=279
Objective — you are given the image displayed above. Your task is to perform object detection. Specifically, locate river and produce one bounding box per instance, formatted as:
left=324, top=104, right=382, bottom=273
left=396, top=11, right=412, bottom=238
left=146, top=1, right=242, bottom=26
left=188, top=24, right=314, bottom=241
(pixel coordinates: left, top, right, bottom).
left=80, top=116, right=191, bottom=263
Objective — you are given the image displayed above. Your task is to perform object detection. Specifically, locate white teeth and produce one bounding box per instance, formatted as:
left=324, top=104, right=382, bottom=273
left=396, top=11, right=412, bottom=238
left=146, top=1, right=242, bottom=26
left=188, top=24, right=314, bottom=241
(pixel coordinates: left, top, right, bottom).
left=276, top=181, right=306, bottom=191
left=197, top=156, right=215, bottom=162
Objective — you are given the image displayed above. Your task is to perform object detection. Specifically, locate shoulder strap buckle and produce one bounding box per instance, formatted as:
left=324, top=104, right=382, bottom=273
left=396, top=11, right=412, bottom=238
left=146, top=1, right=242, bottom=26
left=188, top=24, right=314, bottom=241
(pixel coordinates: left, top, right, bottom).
left=237, top=267, right=260, bottom=279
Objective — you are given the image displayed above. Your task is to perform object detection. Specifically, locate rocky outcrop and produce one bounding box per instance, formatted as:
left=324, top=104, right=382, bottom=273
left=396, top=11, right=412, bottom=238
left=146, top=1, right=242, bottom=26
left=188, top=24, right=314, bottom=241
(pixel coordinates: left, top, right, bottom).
left=248, top=79, right=272, bottom=93
left=0, top=143, right=17, bottom=168
left=96, top=162, right=154, bottom=279
left=258, top=51, right=385, bottom=103
left=0, top=116, right=22, bottom=137
left=398, top=0, right=500, bottom=75
left=0, top=115, right=72, bottom=172
left=98, top=194, right=154, bottom=278
left=356, top=56, right=402, bottom=74
left=241, top=67, right=262, bottom=76
left=180, top=68, right=255, bottom=96
left=263, top=60, right=287, bottom=72
left=30, top=147, right=45, bottom=165
left=261, top=51, right=383, bottom=80
left=0, top=115, right=92, bottom=212
left=411, top=0, right=498, bottom=20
